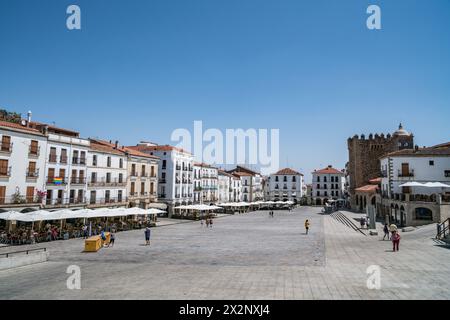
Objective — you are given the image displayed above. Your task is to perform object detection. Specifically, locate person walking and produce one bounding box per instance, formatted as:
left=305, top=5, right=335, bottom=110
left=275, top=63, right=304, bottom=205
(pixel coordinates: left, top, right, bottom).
left=392, top=231, right=401, bottom=252
left=144, top=227, right=151, bottom=246
left=305, top=219, right=310, bottom=234
left=383, top=223, right=390, bottom=240
left=389, top=223, right=398, bottom=238
left=201, top=219, right=204, bottom=227
left=108, top=231, right=115, bottom=247
left=209, top=218, right=213, bottom=228
left=206, top=218, right=210, bottom=228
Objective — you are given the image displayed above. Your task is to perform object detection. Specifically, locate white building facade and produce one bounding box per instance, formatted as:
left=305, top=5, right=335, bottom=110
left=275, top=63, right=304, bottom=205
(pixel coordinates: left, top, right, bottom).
left=311, top=165, right=345, bottom=205
left=131, top=143, right=194, bottom=215
left=87, top=139, right=128, bottom=208
left=267, top=168, right=304, bottom=203
left=0, top=120, right=47, bottom=209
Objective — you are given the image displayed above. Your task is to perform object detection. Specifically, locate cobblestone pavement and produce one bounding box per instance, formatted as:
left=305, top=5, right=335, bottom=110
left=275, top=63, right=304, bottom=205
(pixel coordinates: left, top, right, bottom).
left=0, top=206, right=449, bottom=299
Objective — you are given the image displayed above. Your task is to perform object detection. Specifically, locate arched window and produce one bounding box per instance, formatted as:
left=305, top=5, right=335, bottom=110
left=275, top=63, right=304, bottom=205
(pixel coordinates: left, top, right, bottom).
left=415, top=207, right=433, bottom=220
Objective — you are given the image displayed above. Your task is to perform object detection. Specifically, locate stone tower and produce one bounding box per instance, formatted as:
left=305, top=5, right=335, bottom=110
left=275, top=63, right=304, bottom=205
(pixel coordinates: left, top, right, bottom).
left=347, top=124, right=414, bottom=209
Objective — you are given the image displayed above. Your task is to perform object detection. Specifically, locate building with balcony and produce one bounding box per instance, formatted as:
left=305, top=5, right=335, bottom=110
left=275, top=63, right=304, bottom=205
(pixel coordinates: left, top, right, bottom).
left=29, top=121, right=89, bottom=209
left=267, top=168, right=305, bottom=203
left=129, top=142, right=193, bottom=215
left=86, top=139, right=128, bottom=208
left=218, top=169, right=233, bottom=203
left=374, top=142, right=450, bottom=227
left=123, top=145, right=159, bottom=209
left=192, top=162, right=218, bottom=204
left=227, top=166, right=263, bottom=202
left=311, top=165, right=345, bottom=205
left=0, top=118, right=48, bottom=210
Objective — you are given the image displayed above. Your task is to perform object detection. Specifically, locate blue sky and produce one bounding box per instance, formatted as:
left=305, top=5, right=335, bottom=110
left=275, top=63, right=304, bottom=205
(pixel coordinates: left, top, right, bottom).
left=1, top=0, right=449, bottom=181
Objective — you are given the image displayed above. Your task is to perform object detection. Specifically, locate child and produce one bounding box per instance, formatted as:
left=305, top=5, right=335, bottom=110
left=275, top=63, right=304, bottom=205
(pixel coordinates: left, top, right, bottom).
left=305, top=219, right=310, bottom=234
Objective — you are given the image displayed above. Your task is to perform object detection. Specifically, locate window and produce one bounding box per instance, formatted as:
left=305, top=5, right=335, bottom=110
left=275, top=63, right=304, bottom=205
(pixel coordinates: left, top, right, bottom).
left=106, top=173, right=111, bottom=183
left=49, top=147, right=57, bottom=162
left=324, top=176, right=327, bottom=182
left=445, top=170, right=450, bottom=178
left=60, top=149, right=67, bottom=163
left=80, top=151, right=86, bottom=164
left=1, top=135, right=11, bottom=151
left=72, top=150, right=79, bottom=164
left=119, top=173, right=123, bottom=183
left=92, top=155, right=97, bottom=166
left=91, top=172, right=97, bottom=183
left=429, top=160, right=434, bottom=166
left=130, top=182, right=135, bottom=195
left=275, top=176, right=279, bottom=182
left=105, top=190, right=110, bottom=202
left=292, top=176, right=296, bottom=182
left=317, top=176, right=320, bottom=182
left=316, top=184, right=320, bottom=189
left=107, top=156, right=111, bottom=167
left=30, top=140, right=39, bottom=155
left=162, top=160, right=166, bottom=169
left=119, top=158, right=123, bottom=168
left=331, top=176, right=334, bottom=182
left=28, top=161, right=36, bottom=176
left=415, top=207, right=433, bottom=220
left=141, top=182, right=145, bottom=195
left=324, top=191, right=328, bottom=197
left=118, top=190, right=123, bottom=202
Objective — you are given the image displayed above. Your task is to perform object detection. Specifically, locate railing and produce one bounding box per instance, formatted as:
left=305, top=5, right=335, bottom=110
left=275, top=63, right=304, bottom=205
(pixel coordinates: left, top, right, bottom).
left=68, top=197, right=86, bottom=205
left=436, top=218, right=450, bottom=239
left=26, top=168, right=39, bottom=178
left=130, top=171, right=138, bottom=177
left=48, top=154, right=57, bottom=163
left=88, top=197, right=126, bottom=205
left=159, top=179, right=166, bottom=184
left=0, top=142, right=13, bottom=153
left=398, top=169, right=414, bottom=177
left=141, top=172, right=148, bottom=178
left=60, top=155, right=68, bottom=164
left=72, top=157, right=86, bottom=165
left=28, top=145, right=40, bottom=157
left=0, top=196, right=40, bottom=205
left=0, top=248, right=46, bottom=258
left=88, top=178, right=126, bottom=187
left=70, top=177, right=87, bottom=185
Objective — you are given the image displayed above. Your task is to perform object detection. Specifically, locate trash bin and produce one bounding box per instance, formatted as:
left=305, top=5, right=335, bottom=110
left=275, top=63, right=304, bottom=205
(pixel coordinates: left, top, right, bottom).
left=85, top=236, right=102, bottom=252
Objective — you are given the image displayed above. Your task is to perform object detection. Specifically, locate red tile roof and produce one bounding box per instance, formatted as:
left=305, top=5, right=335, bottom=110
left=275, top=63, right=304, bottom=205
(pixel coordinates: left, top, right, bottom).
left=129, top=144, right=192, bottom=155
left=0, top=120, right=43, bottom=135
left=89, top=139, right=125, bottom=156
left=274, top=168, right=303, bottom=176
left=383, top=142, right=450, bottom=157
left=355, top=184, right=378, bottom=193
left=313, top=165, right=344, bottom=175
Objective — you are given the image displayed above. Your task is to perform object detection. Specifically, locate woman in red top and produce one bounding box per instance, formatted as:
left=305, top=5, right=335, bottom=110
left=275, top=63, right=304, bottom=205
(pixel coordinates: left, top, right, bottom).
left=392, top=231, right=401, bottom=252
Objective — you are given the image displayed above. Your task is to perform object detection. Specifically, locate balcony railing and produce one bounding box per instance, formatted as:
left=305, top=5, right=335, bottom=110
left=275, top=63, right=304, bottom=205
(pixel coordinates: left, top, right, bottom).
left=88, top=197, right=126, bottom=205
left=88, top=178, right=126, bottom=187
left=0, top=143, right=13, bottom=153
left=0, top=196, right=40, bottom=205
left=159, top=179, right=166, bottom=184
left=60, top=155, right=68, bottom=164
left=141, top=172, right=148, bottom=178
left=72, top=157, right=86, bottom=165
left=70, top=177, right=87, bottom=185
left=26, top=168, right=39, bottom=179
left=28, top=145, right=40, bottom=157
left=176, top=165, right=181, bottom=170
left=398, top=169, right=414, bottom=178
left=0, top=167, right=12, bottom=177
left=158, top=193, right=166, bottom=198
left=48, top=154, right=57, bottom=163
left=130, top=171, right=139, bottom=177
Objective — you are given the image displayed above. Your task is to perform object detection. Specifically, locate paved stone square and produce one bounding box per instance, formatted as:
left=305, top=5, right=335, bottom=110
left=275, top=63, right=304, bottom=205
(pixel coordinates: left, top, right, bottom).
left=0, top=206, right=449, bottom=299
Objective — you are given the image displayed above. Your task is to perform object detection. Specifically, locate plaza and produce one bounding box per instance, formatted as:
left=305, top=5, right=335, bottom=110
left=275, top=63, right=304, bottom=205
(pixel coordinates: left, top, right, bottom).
left=1, top=206, right=449, bottom=300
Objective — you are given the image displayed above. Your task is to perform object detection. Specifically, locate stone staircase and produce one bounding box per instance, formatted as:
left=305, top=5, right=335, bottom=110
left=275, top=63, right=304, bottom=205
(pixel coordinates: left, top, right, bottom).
left=330, top=211, right=367, bottom=236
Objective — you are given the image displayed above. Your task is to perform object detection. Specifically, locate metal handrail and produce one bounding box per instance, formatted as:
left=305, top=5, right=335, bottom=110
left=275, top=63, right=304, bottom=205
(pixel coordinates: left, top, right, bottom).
left=0, top=247, right=47, bottom=258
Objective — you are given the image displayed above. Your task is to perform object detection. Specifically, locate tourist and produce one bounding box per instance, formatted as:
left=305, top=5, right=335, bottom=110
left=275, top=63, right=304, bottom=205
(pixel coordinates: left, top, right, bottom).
left=100, top=229, right=106, bottom=243
left=389, top=223, right=398, bottom=238
left=82, top=224, right=88, bottom=239
left=201, top=219, right=204, bottom=227
left=383, top=223, right=390, bottom=240
left=305, top=219, right=310, bottom=234
left=209, top=218, right=213, bottom=228
left=144, top=227, right=151, bottom=245
left=206, top=219, right=210, bottom=228
left=392, top=231, right=401, bottom=252
left=360, top=217, right=366, bottom=229
left=108, top=231, right=115, bottom=247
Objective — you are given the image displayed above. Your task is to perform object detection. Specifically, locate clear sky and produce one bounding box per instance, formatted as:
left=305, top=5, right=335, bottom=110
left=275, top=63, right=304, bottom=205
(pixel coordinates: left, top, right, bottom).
left=1, top=0, right=449, bottom=181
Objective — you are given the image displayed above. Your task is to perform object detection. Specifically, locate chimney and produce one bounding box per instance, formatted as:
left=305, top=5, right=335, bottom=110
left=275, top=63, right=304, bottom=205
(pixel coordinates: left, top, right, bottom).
left=115, top=140, right=118, bottom=149
left=27, top=110, right=32, bottom=127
